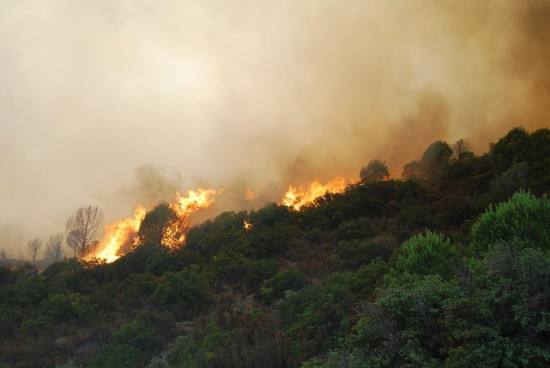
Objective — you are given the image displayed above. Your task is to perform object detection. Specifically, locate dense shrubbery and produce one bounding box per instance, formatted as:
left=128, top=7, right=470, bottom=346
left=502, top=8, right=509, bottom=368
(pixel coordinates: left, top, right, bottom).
left=1, top=127, right=550, bottom=367
left=471, top=190, right=550, bottom=251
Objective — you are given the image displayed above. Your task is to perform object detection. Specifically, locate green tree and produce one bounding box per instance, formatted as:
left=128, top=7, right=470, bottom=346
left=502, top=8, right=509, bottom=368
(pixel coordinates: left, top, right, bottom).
left=393, top=230, right=457, bottom=278
left=471, top=191, right=550, bottom=252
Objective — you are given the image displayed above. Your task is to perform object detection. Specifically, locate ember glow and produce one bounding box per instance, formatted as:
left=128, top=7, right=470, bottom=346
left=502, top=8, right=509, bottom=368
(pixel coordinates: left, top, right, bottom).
left=281, top=178, right=350, bottom=210
left=84, top=188, right=220, bottom=262
left=243, top=220, right=253, bottom=231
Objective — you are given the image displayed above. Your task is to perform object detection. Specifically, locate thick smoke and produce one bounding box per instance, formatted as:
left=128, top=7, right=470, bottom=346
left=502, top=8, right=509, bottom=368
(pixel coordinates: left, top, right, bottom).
left=1, top=1, right=549, bottom=254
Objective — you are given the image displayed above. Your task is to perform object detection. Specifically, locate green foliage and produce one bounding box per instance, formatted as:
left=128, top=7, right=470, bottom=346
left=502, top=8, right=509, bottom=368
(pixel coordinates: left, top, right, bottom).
left=168, top=322, right=233, bottom=368
left=471, top=191, right=550, bottom=251
left=279, top=272, right=361, bottom=365
left=3, top=127, right=550, bottom=368
left=90, top=344, right=142, bottom=368
left=21, top=315, right=53, bottom=336
left=0, top=304, right=16, bottom=340
left=113, top=319, right=157, bottom=351
left=153, top=267, right=209, bottom=318
left=393, top=230, right=458, bottom=277
left=261, top=268, right=308, bottom=302
left=335, top=235, right=397, bottom=268
left=90, top=318, right=164, bottom=368
left=43, top=292, right=95, bottom=322
left=491, top=127, right=532, bottom=169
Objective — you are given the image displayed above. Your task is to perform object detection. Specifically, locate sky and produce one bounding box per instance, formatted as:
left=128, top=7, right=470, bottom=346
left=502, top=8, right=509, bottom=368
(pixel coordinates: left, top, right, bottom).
left=1, top=0, right=549, bottom=256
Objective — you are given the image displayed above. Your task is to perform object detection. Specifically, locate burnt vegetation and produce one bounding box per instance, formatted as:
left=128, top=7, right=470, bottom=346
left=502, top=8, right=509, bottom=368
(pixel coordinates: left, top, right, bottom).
left=1, top=127, right=550, bottom=368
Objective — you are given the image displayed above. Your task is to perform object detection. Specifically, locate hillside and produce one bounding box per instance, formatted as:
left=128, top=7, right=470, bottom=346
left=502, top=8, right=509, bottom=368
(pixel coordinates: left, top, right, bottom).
left=1, top=127, right=550, bottom=368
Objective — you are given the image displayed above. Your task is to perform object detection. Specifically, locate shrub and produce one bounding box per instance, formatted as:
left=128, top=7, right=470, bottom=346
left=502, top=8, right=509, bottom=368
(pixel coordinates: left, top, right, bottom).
left=471, top=191, right=550, bottom=252
left=335, top=235, right=397, bottom=268
left=153, top=268, right=209, bottom=318
left=261, top=269, right=307, bottom=302
left=393, top=230, right=457, bottom=278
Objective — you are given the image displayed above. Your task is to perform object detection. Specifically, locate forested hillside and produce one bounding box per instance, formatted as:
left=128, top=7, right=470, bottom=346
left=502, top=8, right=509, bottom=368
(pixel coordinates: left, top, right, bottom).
left=1, top=127, right=550, bottom=368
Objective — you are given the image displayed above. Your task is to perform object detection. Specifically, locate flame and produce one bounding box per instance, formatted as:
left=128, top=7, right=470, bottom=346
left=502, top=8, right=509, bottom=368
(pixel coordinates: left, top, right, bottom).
left=174, top=189, right=219, bottom=218
left=245, top=189, right=257, bottom=201
left=84, top=206, right=146, bottom=263
left=84, top=188, right=220, bottom=263
left=243, top=220, right=253, bottom=231
left=281, top=178, right=349, bottom=210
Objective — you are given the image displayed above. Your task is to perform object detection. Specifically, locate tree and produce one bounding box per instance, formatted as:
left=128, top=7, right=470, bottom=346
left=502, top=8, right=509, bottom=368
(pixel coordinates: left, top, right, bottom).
left=45, top=234, right=64, bottom=262
left=393, top=230, right=457, bottom=278
left=138, top=202, right=179, bottom=246
left=402, top=160, right=422, bottom=180
left=27, top=238, right=42, bottom=262
left=451, top=139, right=472, bottom=160
left=471, top=191, right=550, bottom=252
left=66, top=230, right=81, bottom=258
left=491, top=127, right=531, bottom=169
left=420, top=140, right=452, bottom=178
left=65, top=205, right=103, bottom=257
left=359, top=159, right=389, bottom=182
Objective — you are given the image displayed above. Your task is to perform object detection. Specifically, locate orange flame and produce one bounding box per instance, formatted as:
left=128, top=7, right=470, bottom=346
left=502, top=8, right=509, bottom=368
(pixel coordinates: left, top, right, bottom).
left=84, top=188, right=220, bottom=263
left=245, top=189, right=257, bottom=201
left=243, top=220, right=253, bottom=231
left=84, top=206, right=146, bottom=263
left=281, top=178, right=349, bottom=210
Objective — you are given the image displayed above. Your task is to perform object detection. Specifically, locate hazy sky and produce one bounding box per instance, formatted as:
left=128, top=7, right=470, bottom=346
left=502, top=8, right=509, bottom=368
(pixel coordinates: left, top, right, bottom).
left=1, top=0, right=549, bottom=255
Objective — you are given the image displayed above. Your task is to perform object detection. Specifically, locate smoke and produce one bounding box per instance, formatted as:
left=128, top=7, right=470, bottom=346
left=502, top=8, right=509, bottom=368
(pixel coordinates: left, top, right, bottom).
left=124, top=164, right=183, bottom=208
left=1, top=1, right=549, bottom=254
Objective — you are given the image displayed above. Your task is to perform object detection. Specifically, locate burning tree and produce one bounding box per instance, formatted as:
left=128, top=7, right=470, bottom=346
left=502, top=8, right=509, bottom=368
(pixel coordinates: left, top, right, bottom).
left=138, top=202, right=181, bottom=246
left=65, top=205, right=104, bottom=257
left=27, top=238, right=42, bottom=262
left=45, top=233, right=64, bottom=262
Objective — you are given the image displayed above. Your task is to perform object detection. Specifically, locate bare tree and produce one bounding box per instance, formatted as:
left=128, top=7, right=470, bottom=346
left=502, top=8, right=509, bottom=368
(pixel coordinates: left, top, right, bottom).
left=27, top=238, right=42, bottom=262
left=65, top=206, right=104, bottom=257
left=45, top=233, right=64, bottom=262
left=66, top=230, right=81, bottom=258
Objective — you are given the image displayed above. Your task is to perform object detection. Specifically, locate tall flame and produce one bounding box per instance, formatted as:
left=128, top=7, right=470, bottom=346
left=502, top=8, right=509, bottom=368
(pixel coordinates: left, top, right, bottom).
left=84, top=206, right=146, bottom=263
left=83, top=188, right=220, bottom=263
left=281, top=178, right=349, bottom=210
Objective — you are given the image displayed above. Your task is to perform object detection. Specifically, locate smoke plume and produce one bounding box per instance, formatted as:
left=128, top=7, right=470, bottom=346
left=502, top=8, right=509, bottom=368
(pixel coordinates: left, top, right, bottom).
left=1, top=1, right=549, bottom=254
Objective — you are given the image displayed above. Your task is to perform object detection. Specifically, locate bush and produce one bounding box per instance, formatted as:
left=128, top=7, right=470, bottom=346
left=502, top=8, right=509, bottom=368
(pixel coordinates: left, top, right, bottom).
left=335, top=235, right=397, bottom=268
left=153, top=268, right=209, bottom=318
left=261, top=269, right=308, bottom=302
left=393, top=230, right=457, bottom=278
left=89, top=344, right=142, bottom=368
left=471, top=191, right=550, bottom=252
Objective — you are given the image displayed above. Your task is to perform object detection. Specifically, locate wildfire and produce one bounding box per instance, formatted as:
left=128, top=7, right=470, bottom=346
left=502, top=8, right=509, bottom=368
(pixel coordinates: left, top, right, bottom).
left=243, top=220, right=253, bottom=231
left=84, top=206, right=146, bottom=263
left=84, top=188, right=220, bottom=263
left=281, top=177, right=349, bottom=210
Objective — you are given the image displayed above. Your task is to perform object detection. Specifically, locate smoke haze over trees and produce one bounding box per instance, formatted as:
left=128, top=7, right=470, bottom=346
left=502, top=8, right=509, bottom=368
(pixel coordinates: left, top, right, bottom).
left=1, top=0, right=550, bottom=254
left=1, top=127, right=549, bottom=367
